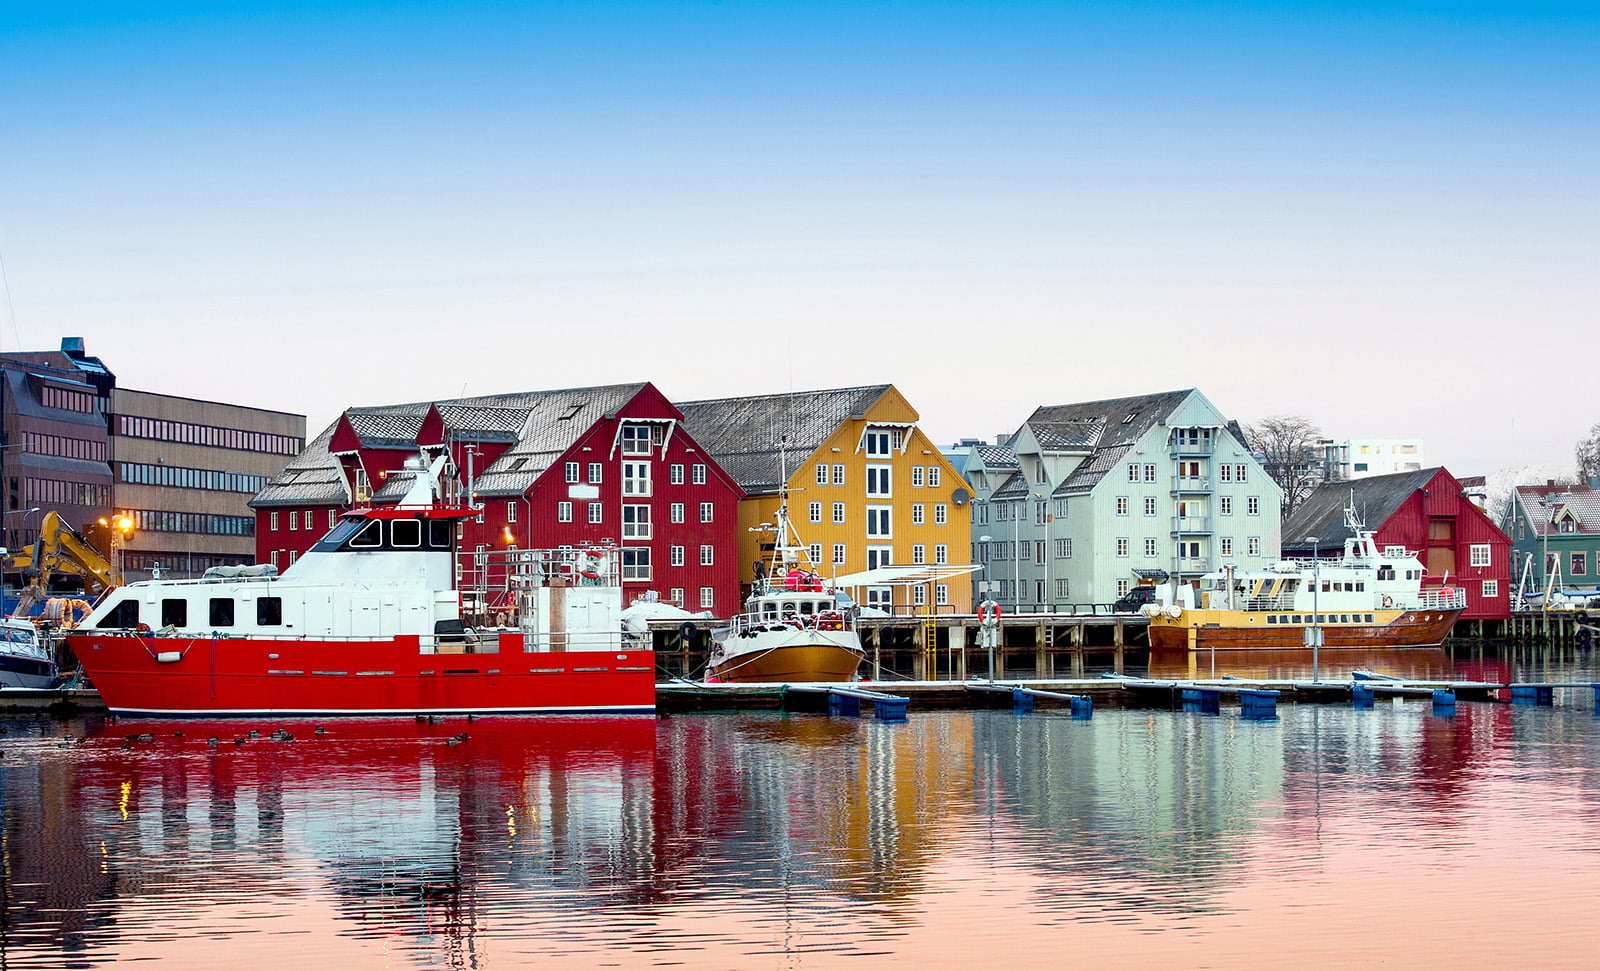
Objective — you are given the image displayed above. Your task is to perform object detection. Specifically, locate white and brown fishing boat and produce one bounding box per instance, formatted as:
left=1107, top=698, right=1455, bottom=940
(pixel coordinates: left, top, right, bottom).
left=1146, top=505, right=1467, bottom=652
left=706, top=498, right=864, bottom=684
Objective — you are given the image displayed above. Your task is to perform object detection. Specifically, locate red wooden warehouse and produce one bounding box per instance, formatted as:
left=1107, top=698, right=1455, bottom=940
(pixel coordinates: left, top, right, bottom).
left=1282, top=467, right=1512, bottom=624
left=250, top=383, right=744, bottom=615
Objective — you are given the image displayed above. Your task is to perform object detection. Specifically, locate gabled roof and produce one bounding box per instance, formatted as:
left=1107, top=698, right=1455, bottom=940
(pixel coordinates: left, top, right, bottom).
left=676, top=386, right=892, bottom=494
left=975, top=445, right=1018, bottom=469
left=1018, top=390, right=1195, bottom=496
left=253, top=383, right=651, bottom=506
left=1281, top=468, right=1441, bottom=551
left=1510, top=484, right=1600, bottom=537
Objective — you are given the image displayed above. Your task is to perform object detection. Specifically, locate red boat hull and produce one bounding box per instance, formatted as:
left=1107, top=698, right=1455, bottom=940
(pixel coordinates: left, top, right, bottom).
left=64, top=630, right=655, bottom=716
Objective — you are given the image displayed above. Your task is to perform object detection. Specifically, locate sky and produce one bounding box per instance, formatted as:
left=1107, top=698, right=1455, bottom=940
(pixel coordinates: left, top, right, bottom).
left=1, top=1, right=1594, bottom=477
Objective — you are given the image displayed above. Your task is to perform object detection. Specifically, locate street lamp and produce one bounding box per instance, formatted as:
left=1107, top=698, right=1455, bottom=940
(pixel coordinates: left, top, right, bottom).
left=1306, top=535, right=1321, bottom=683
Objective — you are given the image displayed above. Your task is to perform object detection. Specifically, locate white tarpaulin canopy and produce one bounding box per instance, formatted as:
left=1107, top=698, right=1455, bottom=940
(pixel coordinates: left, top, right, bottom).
left=825, top=563, right=983, bottom=589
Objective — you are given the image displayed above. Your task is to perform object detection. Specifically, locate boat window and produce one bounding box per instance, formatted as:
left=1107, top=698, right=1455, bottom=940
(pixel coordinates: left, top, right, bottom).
left=761, top=603, right=777, bottom=620
left=257, top=597, right=283, bottom=626
left=97, top=599, right=139, bottom=629
left=1267, top=615, right=1278, bottom=624
left=429, top=520, right=454, bottom=549
left=311, top=517, right=366, bottom=552
left=1365, top=614, right=1374, bottom=622
left=209, top=598, right=235, bottom=627
left=1355, top=582, right=1364, bottom=592
left=162, top=599, right=188, bottom=628
left=799, top=601, right=816, bottom=615
left=391, top=518, right=422, bottom=547
left=350, top=521, right=382, bottom=548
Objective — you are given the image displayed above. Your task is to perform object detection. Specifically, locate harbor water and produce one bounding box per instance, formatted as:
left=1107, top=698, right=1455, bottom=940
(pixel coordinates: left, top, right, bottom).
left=5, top=642, right=1600, bottom=969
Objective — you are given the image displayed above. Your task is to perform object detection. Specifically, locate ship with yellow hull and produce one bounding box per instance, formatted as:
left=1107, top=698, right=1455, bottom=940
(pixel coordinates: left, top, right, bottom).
left=1144, top=504, right=1466, bottom=652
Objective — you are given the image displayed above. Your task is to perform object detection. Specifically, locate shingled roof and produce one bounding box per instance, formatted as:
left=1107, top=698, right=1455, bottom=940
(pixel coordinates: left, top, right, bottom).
left=1280, top=468, right=1440, bottom=552
left=677, top=386, right=892, bottom=495
left=1510, top=483, right=1600, bottom=537
left=252, top=383, right=650, bottom=506
left=1022, top=390, right=1194, bottom=495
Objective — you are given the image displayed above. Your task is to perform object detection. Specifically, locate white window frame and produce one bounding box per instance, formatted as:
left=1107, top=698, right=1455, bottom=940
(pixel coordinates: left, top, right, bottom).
left=866, top=465, right=892, bottom=498
left=622, top=504, right=652, bottom=539
left=1220, top=496, right=1233, bottom=516
left=1247, top=496, right=1261, bottom=516
left=934, top=504, right=947, bottom=526
left=912, top=544, right=926, bottom=565
left=587, top=462, right=602, bottom=484
left=833, top=502, right=846, bottom=525
left=1116, top=497, right=1129, bottom=516
left=699, top=501, right=714, bottom=523
left=691, top=464, right=707, bottom=485
left=866, top=505, right=892, bottom=538
left=1482, top=579, right=1499, bottom=598
left=621, top=548, right=651, bottom=581
left=832, top=544, right=846, bottom=565
left=1116, top=537, right=1129, bottom=557
left=809, top=501, right=823, bottom=524
left=587, top=502, right=603, bottom=524
left=1219, top=536, right=1233, bottom=556
left=935, top=543, right=948, bottom=564
left=816, top=463, right=828, bottom=485
left=622, top=460, right=651, bottom=497
left=832, top=464, right=845, bottom=486
left=1248, top=537, right=1262, bottom=556
left=1470, top=544, right=1491, bottom=567
left=1144, top=537, right=1158, bottom=557
left=911, top=503, right=925, bottom=525
left=1144, top=496, right=1157, bottom=516
left=700, top=544, right=714, bottom=566
left=699, top=586, right=715, bottom=610
left=564, top=461, right=580, bottom=483
left=911, top=466, right=925, bottom=488
left=670, top=464, right=685, bottom=485
left=670, top=502, right=685, bottom=523
left=670, top=545, right=685, bottom=567
left=1056, top=538, right=1071, bottom=558
left=557, top=501, right=572, bottom=523
left=927, top=466, right=941, bottom=488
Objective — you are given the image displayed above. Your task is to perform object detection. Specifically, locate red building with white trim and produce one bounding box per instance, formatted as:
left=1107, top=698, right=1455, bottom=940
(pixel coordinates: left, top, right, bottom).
left=250, top=383, right=744, bottom=614
left=1283, top=467, right=1512, bottom=624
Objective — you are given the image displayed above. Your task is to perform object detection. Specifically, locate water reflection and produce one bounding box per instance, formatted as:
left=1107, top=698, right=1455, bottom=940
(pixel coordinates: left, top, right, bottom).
left=4, top=647, right=1600, bottom=967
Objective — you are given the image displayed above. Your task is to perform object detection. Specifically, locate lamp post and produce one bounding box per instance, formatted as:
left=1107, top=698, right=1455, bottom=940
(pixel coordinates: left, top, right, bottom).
left=3, top=506, right=40, bottom=556
left=1306, top=535, right=1321, bottom=683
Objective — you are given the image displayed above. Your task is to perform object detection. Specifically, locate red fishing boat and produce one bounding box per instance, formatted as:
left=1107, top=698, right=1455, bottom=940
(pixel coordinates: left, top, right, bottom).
left=63, top=456, right=654, bottom=717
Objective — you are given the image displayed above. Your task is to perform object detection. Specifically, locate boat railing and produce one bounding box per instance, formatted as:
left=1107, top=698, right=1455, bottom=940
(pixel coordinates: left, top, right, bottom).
left=1417, top=586, right=1468, bottom=610
left=458, top=546, right=621, bottom=596
left=1236, top=593, right=1297, bottom=611
left=729, top=605, right=855, bottom=635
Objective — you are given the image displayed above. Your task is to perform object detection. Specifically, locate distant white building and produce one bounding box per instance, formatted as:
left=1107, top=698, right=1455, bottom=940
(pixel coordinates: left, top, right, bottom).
left=1325, top=438, right=1425, bottom=480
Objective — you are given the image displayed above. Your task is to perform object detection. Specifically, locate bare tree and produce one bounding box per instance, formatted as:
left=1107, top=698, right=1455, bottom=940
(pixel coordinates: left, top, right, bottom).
left=1578, top=422, right=1600, bottom=484
left=1244, top=415, right=1326, bottom=517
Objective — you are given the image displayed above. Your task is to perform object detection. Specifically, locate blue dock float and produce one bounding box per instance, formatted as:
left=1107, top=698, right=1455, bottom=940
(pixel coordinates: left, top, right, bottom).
left=785, top=685, right=909, bottom=721
left=1352, top=683, right=1376, bottom=708
left=1432, top=689, right=1457, bottom=716
left=1511, top=685, right=1555, bottom=707
left=1181, top=687, right=1221, bottom=715
left=966, top=682, right=1093, bottom=718
left=1239, top=689, right=1280, bottom=720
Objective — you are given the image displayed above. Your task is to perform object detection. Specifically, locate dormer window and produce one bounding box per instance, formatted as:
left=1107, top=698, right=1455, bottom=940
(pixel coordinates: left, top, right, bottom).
left=620, top=424, right=654, bottom=455
left=861, top=427, right=906, bottom=458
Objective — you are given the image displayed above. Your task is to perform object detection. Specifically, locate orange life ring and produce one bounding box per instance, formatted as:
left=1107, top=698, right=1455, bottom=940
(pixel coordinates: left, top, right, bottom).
left=978, top=601, right=1001, bottom=626
left=1380, top=595, right=1395, bottom=609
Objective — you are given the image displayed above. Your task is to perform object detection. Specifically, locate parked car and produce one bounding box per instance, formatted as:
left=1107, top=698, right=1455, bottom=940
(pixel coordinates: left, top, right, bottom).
left=1114, top=585, right=1158, bottom=613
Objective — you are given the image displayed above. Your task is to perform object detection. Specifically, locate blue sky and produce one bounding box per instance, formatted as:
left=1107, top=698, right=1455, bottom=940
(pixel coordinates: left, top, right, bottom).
left=1, top=1, right=1594, bottom=475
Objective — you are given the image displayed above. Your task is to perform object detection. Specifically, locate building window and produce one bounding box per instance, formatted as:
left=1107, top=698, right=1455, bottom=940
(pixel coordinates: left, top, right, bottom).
left=866, top=465, right=891, bottom=497
left=587, top=502, right=603, bottom=524
left=1247, top=496, right=1260, bottom=516
left=622, top=504, right=651, bottom=539
left=623, top=461, right=651, bottom=496
left=1574, top=553, right=1589, bottom=576
left=832, top=464, right=845, bottom=486
left=699, top=586, right=715, bottom=610
left=912, top=544, right=926, bottom=565
left=270, top=511, right=279, bottom=531
left=1470, top=544, right=1491, bottom=567
left=1117, top=578, right=1130, bottom=597
left=1248, top=537, right=1261, bottom=556
left=565, top=462, right=580, bottom=483
left=670, top=502, right=685, bottom=523
left=506, top=501, right=518, bottom=523
left=809, top=542, right=822, bottom=564
left=289, top=511, right=298, bottom=531
left=1144, top=538, right=1158, bottom=557
left=670, top=586, right=685, bottom=604
left=557, top=501, right=572, bottom=522
left=700, top=544, right=714, bottom=566
left=1116, top=497, right=1128, bottom=516
left=1056, top=538, right=1071, bottom=558
left=1483, top=579, right=1499, bottom=598
left=935, top=543, right=948, bottom=564
left=1219, top=465, right=1233, bottom=483
left=670, top=464, right=685, bottom=485
left=833, top=544, right=846, bottom=565
left=833, top=502, right=846, bottom=525
left=621, top=548, right=651, bottom=581
left=1055, top=578, right=1069, bottom=598
left=1035, top=540, right=1046, bottom=564
left=1117, top=538, right=1129, bottom=557
left=1144, top=496, right=1157, bottom=516
left=928, top=467, right=940, bottom=488
left=670, top=545, right=685, bottom=567
left=816, top=463, right=828, bottom=485
left=587, top=462, right=603, bottom=484
left=700, top=501, right=714, bottom=523
left=863, top=428, right=902, bottom=457
left=913, top=584, right=927, bottom=606
left=1220, top=536, right=1233, bottom=556
left=934, top=503, right=947, bottom=526
left=620, top=424, right=653, bottom=455
left=809, top=501, right=823, bottom=524
left=1143, top=464, right=1157, bottom=482
left=1235, top=464, right=1248, bottom=482
left=1220, top=496, right=1233, bottom=515
left=866, top=505, right=891, bottom=538
left=1128, top=464, right=1140, bottom=482
left=912, top=466, right=925, bottom=488
left=911, top=503, right=925, bottom=526
left=691, top=464, right=707, bottom=485
left=935, top=583, right=949, bottom=605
